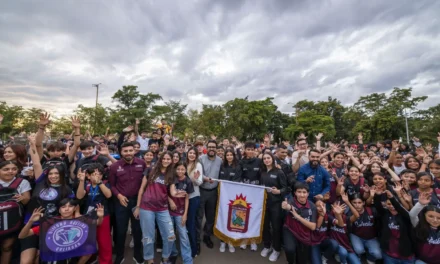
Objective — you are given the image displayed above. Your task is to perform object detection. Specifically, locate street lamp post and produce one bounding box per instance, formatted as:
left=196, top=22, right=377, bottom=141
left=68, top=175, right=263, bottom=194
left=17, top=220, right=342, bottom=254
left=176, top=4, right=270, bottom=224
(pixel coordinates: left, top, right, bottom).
left=404, top=109, right=410, bottom=144
left=92, top=83, right=101, bottom=131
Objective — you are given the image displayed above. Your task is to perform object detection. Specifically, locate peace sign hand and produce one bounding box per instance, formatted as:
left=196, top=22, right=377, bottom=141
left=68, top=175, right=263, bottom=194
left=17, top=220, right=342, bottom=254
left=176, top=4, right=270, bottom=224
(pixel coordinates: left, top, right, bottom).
left=30, top=207, right=45, bottom=223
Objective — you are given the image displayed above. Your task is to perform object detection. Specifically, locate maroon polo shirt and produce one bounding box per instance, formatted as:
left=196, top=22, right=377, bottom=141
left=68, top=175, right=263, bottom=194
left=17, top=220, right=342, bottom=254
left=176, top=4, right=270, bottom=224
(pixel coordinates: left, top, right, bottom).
left=284, top=198, right=317, bottom=246
left=311, top=213, right=329, bottom=244
left=329, top=214, right=354, bottom=253
left=109, top=157, right=146, bottom=198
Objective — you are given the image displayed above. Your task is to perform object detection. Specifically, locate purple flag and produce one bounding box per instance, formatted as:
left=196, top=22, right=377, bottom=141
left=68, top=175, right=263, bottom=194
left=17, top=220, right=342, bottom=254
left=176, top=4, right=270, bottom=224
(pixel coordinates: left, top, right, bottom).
left=39, top=214, right=97, bottom=262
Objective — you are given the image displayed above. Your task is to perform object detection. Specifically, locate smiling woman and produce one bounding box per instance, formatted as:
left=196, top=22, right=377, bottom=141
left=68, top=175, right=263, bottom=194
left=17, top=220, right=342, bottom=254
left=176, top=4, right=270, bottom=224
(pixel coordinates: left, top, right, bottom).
left=3, top=144, right=27, bottom=172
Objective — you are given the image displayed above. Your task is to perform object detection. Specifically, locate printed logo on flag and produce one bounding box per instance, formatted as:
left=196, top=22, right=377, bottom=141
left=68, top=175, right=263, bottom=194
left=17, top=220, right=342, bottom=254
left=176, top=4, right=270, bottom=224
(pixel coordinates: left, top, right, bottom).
left=45, top=220, right=89, bottom=252
left=227, top=194, right=251, bottom=233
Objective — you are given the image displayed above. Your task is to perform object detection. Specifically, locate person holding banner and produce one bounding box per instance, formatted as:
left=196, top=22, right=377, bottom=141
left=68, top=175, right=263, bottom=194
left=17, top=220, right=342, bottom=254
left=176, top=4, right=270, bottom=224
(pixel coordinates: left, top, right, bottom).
left=260, top=152, right=288, bottom=262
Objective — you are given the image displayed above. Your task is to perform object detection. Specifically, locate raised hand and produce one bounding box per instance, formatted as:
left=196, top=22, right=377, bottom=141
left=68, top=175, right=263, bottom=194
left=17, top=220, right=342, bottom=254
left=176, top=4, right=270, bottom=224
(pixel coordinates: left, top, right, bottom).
left=28, top=134, right=36, bottom=146
left=423, top=155, right=432, bottom=165
left=135, top=118, right=140, bottom=125
left=358, top=133, right=363, bottom=141
left=30, top=207, right=44, bottom=222
left=77, top=169, right=86, bottom=182
left=193, top=170, right=200, bottom=179
left=39, top=112, right=51, bottom=126
left=315, top=133, right=323, bottom=141
left=402, top=192, right=412, bottom=204
left=392, top=182, right=403, bottom=193
left=418, top=192, right=431, bottom=205
left=97, top=144, right=109, bottom=156
left=210, top=134, right=217, bottom=140
left=298, top=133, right=307, bottom=139
left=370, top=185, right=377, bottom=196
left=231, top=136, right=237, bottom=142
left=281, top=198, right=290, bottom=210
left=123, top=126, right=134, bottom=132
left=71, top=116, right=81, bottom=128
left=341, top=192, right=349, bottom=203
left=380, top=161, right=389, bottom=170
left=392, top=140, right=399, bottom=150
left=425, top=143, right=433, bottom=153
left=412, top=136, right=420, bottom=142
left=331, top=202, right=346, bottom=215
left=96, top=203, right=104, bottom=218
left=385, top=190, right=393, bottom=199
left=363, top=158, right=371, bottom=166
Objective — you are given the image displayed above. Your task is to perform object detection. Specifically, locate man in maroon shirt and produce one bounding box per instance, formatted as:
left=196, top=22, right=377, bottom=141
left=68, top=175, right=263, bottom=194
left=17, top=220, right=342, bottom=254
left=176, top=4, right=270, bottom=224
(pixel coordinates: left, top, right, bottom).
left=109, top=142, right=146, bottom=264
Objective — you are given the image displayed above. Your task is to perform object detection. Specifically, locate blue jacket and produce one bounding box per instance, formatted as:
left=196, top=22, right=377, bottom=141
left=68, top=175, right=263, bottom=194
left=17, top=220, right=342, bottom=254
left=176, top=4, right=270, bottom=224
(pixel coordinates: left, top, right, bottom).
left=297, top=163, right=330, bottom=199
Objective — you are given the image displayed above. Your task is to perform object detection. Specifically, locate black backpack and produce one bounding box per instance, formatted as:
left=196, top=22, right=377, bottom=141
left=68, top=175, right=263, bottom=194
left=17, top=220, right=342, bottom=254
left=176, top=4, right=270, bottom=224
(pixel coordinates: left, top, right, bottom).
left=0, top=178, right=24, bottom=237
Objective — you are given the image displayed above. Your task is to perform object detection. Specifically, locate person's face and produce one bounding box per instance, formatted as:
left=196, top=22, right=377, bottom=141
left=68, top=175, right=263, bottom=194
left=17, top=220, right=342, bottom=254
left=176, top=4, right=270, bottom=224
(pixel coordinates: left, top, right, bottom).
left=63, top=134, right=69, bottom=139
left=177, top=145, right=184, bottom=153
left=348, top=167, right=360, bottom=181
left=187, top=150, right=196, bottom=161
left=371, top=163, right=381, bottom=174
left=176, top=165, right=186, bottom=177
left=425, top=210, right=440, bottom=228
left=223, top=139, right=229, bottom=147
left=386, top=200, right=396, bottom=213
left=359, top=153, right=367, bottom=162
left=81, top=146, right=94, bottom=158
left=161, top=154, right=172, bottom=168
left=297, top=140, right=307, bottom=150
left=173, top=153, right=180, bottom=164
left=401, top=173, right=416, bottom=185
left=368, top=151, right=375, bottom=158
left=417, top=175, right=433, bottom=190
left=59, top=203, right=76, bottom=218
left=315, top=200, right=324, bottom=213
left=144, top=152, right=154, bottom=162
left=150, top=144, right=158, bottom=153
left=263, top=154, right=273, bottom=166
left=0, top=164, right=18, bottom=181
left=245, top=148, right=255, bottom=158
left=334, top=154, right=344, bottom=165
left=373, top=175, right=385, bottom=188
left=133, top=144, right=140, bottom=154
left=141, top=132, right=147, bottom=139
left=320, top=158, right=329, bottom=168
left=277, top=149, right=287, bottom=160
left=48, top=168, right=60, bottom=184
left=309, top=152, right=320, bottom=167
left=153, top=133, right=159, bottom=139
left=395, top=154, right=403, bottom=165
left=216, top=148, right=225, bottom=159
left=407, top=158, right=420, bottom=170
left=48, top=149, right=64, bottom=159
left=3, top=147, right=16, bottom=161
left=207, top=143, right=216, bottom=157
left=197, top=145, right=204, bottom=154
left=121, top=146, right=135, bottom=162
left=226, top=152, right=234, bottom=163
left=93, top=136, right=100, bottom=142
left=429, top=163, right=440, bottom=177
left=295, top=189, right=309, bottom=203
left=351, top=198, right=364, bottom=212
left=371, top=156, right=381, bottom=163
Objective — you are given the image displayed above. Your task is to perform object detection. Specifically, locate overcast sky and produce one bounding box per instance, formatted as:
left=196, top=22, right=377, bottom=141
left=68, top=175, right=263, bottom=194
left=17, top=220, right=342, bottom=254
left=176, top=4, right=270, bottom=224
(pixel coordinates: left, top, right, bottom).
left=1, top=0, right=439, bottom=116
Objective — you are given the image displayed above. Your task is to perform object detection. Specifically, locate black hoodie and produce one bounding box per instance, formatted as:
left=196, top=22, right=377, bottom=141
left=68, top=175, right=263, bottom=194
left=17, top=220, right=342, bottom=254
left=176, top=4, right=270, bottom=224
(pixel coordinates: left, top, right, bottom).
left=239, top=157, right=262, bottom=185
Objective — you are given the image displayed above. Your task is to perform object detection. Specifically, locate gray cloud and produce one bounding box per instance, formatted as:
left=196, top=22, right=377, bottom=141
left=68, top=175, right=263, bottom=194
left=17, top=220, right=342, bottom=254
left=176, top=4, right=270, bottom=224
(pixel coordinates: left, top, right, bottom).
left=0, top=0, right=439, bottom=116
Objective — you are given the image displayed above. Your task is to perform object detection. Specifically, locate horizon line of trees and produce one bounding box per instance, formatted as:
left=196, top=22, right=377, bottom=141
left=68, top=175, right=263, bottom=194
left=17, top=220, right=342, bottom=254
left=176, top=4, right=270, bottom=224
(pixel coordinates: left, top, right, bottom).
left=1, top=86, right=439, bottom=144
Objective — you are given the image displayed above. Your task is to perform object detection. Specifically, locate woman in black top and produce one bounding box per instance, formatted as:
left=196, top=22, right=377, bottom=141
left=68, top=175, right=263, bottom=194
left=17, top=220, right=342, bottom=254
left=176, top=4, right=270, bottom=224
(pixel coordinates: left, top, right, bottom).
left=219, top=149, right=241, bottom=182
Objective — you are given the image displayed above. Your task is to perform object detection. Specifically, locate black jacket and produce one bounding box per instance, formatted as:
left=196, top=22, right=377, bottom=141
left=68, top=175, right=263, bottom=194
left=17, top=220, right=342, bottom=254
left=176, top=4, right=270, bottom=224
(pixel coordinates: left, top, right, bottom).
left=374, top=195, right=415, bottom=258
left=239, top=157, right=262, bottom=185
left=260, top=168, right=288, bottom=204
left=219, top=164, right=242, bottom=182
left=275, top=156, right=295, bottom=193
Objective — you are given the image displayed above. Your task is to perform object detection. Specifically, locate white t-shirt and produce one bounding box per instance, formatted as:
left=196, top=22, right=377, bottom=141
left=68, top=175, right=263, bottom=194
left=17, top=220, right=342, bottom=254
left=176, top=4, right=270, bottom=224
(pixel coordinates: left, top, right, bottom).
left=0, top=177, right=32, bottom=194
left=393, top=164, right=406, bottom=175
left=137, top=136, right=150, bottom=151
left=291, top=150, right=310, bottom=166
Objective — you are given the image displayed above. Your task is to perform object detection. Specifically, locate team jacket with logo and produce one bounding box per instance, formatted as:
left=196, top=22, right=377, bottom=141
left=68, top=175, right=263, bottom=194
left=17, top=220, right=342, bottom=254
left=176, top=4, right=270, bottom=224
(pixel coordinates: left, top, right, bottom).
left=239, top=158, right=262, bottom=185
left=219, top=164, right=242, bottom=182
left=260, top=168, right=288, bottom=204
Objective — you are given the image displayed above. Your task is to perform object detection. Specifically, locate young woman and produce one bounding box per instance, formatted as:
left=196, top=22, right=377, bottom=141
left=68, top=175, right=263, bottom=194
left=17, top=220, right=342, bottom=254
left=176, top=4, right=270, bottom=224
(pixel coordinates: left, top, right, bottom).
left=168, top=162, right=194, bottom=264
left=409, top=192, right=440, bottom=264
left=144, top=149, right=156, bottom=168
left=337, top=166, right=369, bottom=200
left=260, top=152, right=288, bottom=262
left=409, top=172, right=439, bottom=208
left=405, top=157, right=422, bottom=173
left=172, top=151, right=181, bottom=165
left=19, top=199, right=104, bottom=264
left=327, top=194, right=361, bottom=264
left=400, top=169, right=417, bottom=191
left=373, top=189, right=415, bottom=263
left=429, top=159, right=440, bottom=189
left=185, top=147, right=203, bottom=257
left=0, top=160, right=31, bottom=264
left=348, top=193, right=382, bottom=264
left=134, top=151, right=187, bottom=264
left=310, top=200, right=335, bottom=264
left=3, top=144, right=27, bottom=173
left=281, top=182, right=317, bottom=264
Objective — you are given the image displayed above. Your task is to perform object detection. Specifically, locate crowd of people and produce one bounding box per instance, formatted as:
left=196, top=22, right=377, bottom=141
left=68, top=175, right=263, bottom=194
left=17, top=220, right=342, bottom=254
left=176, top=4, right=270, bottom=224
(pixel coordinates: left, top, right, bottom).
left=0, top=112, right=439, bottom=264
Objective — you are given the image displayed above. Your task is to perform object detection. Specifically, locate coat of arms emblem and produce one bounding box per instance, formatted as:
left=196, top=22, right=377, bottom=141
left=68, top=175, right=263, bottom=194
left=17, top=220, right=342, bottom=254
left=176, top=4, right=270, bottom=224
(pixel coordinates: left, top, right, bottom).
left=227, top=194, right=251, bottom=233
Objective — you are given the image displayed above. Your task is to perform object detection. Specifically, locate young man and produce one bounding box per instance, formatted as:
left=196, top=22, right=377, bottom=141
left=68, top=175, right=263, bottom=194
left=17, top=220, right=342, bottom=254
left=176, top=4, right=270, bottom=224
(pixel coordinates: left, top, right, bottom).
left=134, top=118, right=150, bottom=156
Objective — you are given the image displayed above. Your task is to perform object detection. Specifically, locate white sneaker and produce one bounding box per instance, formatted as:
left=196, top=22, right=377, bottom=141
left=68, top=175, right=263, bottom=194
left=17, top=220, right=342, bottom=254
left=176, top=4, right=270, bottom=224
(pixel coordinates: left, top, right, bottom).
left=240, top=243, right=247, bottom=250
left=250, top=243, right=258, bottom=251
left=335, top=254, right=341, bottom=263
left=322, top=256, right=329, bottom=264
left=228, top=243, right=235, bottom=253
left=129, top=237, right=134, bottom=248
left=269, top=250, right=280, bottom=262
left=260, top=247, right=272, bottom=257
left=219, top=242, right=226, bottom=253
left=366, top=260, right=375, bottom=264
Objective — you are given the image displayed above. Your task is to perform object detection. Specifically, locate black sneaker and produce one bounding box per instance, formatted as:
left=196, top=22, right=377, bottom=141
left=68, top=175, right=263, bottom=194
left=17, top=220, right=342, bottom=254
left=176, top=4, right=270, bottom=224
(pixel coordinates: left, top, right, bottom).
left=203, top=236, right=214, bottom=249
left=197, top=242, right=201, bottom=255
left=133, top=256, right=144, bottom=264
left=114, top=256, right=125, bottom=264
left=169, top=255, right=178, bottom=264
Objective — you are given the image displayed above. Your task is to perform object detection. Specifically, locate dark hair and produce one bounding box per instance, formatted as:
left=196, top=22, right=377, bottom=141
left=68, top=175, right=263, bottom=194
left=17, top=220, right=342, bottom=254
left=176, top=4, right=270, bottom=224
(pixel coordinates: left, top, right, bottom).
left=277, top=144, right=287, bottom=150
left=296, top=138, right=307, bottom=144
left=59, top=198, right=79, bottom=208
left=174, top=161, right=187, bottom=178
left=207, top=140, right=217, bottom=147
left=294, top=182, right=309, bottom=193
left=5, top=145, right=27, bottom=170
left=244, top=141, right=256, bottom=149
left=399, top=169, right=417, bottom=177
left=45, top=165, right=70, bottom=199
left=348, top=166, right=360, bottom=172
left=171, top=151, right=181, bottom=164
left=79, top=141, right=95, bottom=150
left=415, top=205, right=440, bottom=242
left=223, top=149, right=238, bottom=168
left=85, top=163, right=105, bottom=175
left=186, top=147, right=200, bottom=174
left=333, top=152, right=345, bottom=158
left=416, top=171, right=432, bottom=181
left=309, top=149, right=320, bottom=156
left=349, top=192, right=363, bottom=202
left=132, top=141, right=140, bottom=147
left=216, top=145, right=224, bottom=150
left=0, top=160, right=18, bottom=170
left=47, top=142, right=67, bottom=152
left=404, top=157, right=421, bottom=171
left=148, top=151, right=174, bottom=185
left=429, top=159, right=440, bottom=167
left=262, top=152, right=276, bottom=172
left=120, top=141, right=135, bottom=150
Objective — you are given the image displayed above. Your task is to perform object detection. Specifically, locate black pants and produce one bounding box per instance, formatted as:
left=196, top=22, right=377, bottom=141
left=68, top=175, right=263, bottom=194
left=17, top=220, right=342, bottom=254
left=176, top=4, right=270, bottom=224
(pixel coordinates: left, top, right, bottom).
left=263, top=202, right=283, bottom=251
left=114, top=197, right=143, bottom=260
left=196, top=188, right=218, bottom=243
left=283, top=227, right=311, bottom=264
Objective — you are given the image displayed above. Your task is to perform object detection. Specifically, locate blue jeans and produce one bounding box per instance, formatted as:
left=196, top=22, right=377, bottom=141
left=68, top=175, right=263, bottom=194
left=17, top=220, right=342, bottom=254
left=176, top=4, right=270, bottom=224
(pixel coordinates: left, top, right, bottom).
left=171, top=215, right=193, bottom=264
left=327, top=239, right=361, bottom=264
left=383, top=253, right=415, bottom=264
left=349, top=234, right=382, bottom=261
left=186, top=196, right=200, bottom=257
left=310, top=239, right=337, bottom=264
left=139, top=209, right=175, bottom=261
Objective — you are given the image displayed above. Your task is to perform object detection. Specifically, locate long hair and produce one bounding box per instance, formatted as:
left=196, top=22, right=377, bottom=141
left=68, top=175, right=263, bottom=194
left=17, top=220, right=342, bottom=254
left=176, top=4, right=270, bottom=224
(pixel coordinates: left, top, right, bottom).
left=0, top=160, right=17, bottom=170
left=185, top=147, right=199, bottom=175
left=415, top=205, right=440, bottom=242
left=149, top=151, right=174, bottom=185
left=404, top=157, right=421, bottom=172
left=261, top=152, right=277, bottom=172
left=44, top=164, right=70, bottom=200
left=5, top=145, right=27, bottom=171
left=223, top=149, right=238, bottom=168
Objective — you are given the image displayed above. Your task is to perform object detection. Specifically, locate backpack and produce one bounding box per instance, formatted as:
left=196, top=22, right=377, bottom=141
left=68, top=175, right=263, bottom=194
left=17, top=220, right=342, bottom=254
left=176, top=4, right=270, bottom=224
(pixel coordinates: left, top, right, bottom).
left=0, top=178, right=24, bottom=237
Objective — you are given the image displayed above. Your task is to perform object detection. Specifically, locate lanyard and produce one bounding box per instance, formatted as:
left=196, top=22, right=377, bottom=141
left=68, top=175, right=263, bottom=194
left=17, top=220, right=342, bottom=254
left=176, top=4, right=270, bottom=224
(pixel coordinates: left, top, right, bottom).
left=89, top=185, right=99, bottom=201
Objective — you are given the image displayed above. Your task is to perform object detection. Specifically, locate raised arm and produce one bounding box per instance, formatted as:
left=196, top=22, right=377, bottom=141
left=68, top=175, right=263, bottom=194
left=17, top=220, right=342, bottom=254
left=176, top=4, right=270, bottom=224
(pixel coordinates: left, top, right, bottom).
left=28, top=134, right=43, bottom=180
left=68, top=116, right=81, bottom=163
left=36, top=112, right=50, bottom=159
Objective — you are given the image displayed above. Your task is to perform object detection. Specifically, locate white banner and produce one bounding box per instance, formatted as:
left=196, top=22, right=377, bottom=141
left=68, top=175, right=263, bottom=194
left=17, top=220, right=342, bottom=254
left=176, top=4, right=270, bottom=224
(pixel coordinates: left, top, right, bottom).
left=214, top=180, right=266, bottom=246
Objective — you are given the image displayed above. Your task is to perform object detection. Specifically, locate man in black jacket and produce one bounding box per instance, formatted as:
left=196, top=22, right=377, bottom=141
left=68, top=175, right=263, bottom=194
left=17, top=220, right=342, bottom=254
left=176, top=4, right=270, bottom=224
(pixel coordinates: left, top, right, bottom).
left=275, top=144, right=295, bottom=195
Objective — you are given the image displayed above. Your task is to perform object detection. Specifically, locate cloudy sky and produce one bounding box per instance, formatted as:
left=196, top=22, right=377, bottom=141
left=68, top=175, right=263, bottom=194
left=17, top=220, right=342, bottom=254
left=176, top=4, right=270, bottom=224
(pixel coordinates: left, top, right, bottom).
left=1, top=0, right=439, bottom=116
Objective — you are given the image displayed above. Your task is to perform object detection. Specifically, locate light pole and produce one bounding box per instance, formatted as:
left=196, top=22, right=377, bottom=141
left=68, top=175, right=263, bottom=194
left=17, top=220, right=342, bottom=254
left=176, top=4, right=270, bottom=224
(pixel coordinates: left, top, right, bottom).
left=92, top=83, right=101, bottom=130
left=404, top=109, right=410, bottom=144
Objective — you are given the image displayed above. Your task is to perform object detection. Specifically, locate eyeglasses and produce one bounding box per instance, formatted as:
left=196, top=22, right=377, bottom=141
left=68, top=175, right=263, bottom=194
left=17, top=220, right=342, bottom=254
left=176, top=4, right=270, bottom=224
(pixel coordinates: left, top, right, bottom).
left=207, top=146, right=216, bottom=149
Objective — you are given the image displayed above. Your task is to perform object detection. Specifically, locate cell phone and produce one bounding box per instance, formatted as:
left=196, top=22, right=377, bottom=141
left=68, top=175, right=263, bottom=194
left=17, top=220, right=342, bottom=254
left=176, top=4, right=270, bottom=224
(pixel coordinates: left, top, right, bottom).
left=399, top=137, right=402, bottom=143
